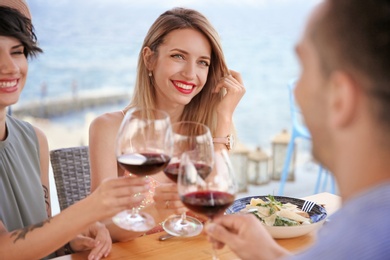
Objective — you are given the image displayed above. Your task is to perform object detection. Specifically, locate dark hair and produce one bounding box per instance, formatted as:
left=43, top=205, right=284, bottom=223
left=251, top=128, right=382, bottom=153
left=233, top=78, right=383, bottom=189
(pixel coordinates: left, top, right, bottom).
left=0, top=6, right=42, bottom=58
left=312, top=0, right=390, bottom=129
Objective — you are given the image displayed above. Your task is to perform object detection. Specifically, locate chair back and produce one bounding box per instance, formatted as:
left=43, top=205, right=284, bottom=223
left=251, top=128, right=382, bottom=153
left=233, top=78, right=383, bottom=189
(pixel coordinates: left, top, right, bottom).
left=50, top=146, right=91, bottom=211
left=288, top=79, right=310, bottom=139
left=279, top=79, right=336, bottom=195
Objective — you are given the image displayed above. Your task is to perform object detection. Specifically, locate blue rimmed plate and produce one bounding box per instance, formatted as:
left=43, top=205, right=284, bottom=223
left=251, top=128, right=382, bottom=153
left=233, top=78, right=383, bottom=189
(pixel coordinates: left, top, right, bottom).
left=226, top=195, right=327, bottom=239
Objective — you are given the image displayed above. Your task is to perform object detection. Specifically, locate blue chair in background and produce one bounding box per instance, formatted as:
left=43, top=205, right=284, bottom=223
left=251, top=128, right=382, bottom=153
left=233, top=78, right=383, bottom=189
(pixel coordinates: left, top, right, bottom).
left=278, top=79, right=336, bottom=195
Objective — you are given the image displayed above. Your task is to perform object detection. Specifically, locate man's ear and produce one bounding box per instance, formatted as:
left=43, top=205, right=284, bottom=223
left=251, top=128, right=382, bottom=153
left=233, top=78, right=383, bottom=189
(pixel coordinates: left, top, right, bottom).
left=142, top=47, right=155, bottom=71
left=329, top=71, right=360, bottom=128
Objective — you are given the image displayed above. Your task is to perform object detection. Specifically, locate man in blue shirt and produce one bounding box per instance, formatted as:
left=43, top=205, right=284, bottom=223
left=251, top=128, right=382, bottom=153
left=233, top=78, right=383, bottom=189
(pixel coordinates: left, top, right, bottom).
left=205, top=0, right=390, bottom=259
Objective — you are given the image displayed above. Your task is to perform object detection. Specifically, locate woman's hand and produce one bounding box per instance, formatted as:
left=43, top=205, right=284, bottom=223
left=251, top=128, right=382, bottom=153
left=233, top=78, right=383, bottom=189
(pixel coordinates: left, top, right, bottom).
left=214, top=69, right=246, bottom=120
left=69, top=222, right=112, bottom=260
left=153, top=183, right=187, bottom=220
left=87, top=175, right=150, bottom=221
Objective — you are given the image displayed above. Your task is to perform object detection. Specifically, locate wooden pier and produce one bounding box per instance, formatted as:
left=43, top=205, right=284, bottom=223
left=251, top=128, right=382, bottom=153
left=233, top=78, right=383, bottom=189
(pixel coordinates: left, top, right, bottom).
left=12, top=89, right=131, bottom=118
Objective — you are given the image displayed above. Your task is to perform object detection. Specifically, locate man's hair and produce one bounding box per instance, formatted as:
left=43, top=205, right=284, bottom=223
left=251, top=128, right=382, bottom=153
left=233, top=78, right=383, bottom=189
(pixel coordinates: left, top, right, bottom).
left=0, top=6, right=42, bottom=58
left=312, top=0, right=390, bottom=129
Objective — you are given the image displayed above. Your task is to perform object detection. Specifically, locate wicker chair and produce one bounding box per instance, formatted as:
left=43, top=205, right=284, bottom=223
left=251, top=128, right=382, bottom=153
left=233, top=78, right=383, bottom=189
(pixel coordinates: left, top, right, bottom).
left=50, top=146, right=91, bottom=211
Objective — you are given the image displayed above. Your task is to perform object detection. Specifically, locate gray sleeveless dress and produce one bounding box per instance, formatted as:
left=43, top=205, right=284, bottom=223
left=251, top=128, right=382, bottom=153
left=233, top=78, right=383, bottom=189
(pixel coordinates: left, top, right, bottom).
left=0, top=115, right=47, bottom=231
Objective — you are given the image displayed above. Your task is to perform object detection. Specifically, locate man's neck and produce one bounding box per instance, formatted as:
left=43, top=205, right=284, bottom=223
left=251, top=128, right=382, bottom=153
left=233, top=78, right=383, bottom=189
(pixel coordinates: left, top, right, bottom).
left=333, top=134, right=390, bottom=202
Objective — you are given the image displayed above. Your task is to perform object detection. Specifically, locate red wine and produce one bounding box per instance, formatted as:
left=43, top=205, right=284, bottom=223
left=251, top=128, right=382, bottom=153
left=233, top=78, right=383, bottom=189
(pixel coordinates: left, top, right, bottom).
left=118, top=153, right=171, bottom=176
left=181, top=191, right=235, bottom=219
left=163, top=163, right=180, bottom=183
left=164, top=163, right=212, bottom=183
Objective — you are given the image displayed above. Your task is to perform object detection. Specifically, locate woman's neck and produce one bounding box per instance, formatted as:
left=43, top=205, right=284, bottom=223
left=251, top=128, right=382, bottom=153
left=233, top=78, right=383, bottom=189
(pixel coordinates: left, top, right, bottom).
left=155, top=102, right=184, bottom=124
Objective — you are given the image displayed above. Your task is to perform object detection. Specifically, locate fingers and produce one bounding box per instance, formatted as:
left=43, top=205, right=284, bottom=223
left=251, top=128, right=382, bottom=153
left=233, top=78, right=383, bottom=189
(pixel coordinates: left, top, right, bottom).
left=87, top=236, right=112, bottom=260
left=204, top=221, right=246, bottom=255
left=206, top=215, right=288, bottom=260
left=106, top=176, right=150, bottom=196
left=154, top=190, right=181, bottom=203
left=206, top=234, right=225, bottom=250
left=98, top=175, right=150, bottom=198
left=205, top=215, right=254, bottom=251
left=153, top=183, right=179, bottom=200
left=213, top=69, right=245, bottom=94
left=113, top=192, right=146, bottom=211
left=212, top=214, right=247, bottom=230
left=69, top=235, right=98, bottom=253
left=85, top=222, right=112, bottom=260
left=86, top=240, right=111, bottom=260
left=213, top=69, right=245, bottom=118
left=156, top=199, right=186, bottom=211
left=212, top=214, right=260, bottom=235
left=153, top=183, right=187, bottom=216
left=110, top=174, right=151, bottom=188
left=205, top=222, right=231, bottom=245
left=90, top=176, right=151, bottom=219
left=228, top=69, right=243, bottom=84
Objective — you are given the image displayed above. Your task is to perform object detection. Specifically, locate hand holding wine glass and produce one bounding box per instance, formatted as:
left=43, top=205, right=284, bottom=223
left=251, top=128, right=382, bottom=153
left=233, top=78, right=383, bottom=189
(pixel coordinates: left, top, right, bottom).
left=112, top=108, right=173, bottom=232
left=178, top=149, right=237, bottom=260
left=162, top=121, right=214, bottom=237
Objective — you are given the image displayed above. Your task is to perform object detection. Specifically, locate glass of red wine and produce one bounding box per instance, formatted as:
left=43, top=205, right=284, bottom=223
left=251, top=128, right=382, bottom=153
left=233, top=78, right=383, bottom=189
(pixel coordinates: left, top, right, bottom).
left=162, top=121, right=214, bottom=237
left=178, top=149, right=237, bottom=260
left=112, top=107, right=173, bottom=232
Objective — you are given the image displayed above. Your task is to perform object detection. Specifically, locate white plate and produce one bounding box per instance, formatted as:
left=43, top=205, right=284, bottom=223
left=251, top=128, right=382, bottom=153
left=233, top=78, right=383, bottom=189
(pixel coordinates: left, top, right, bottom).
left=225, top=195, right=327, bottom=239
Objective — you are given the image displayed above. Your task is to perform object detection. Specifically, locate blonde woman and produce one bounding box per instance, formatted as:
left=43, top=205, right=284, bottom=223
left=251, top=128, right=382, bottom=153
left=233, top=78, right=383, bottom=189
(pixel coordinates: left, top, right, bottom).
left=89, top=7, right=245, bottom=242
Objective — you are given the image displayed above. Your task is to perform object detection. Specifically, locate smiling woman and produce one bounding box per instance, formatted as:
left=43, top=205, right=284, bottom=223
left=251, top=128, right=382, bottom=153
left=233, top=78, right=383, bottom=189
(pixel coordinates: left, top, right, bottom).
left=88, top=6, right=245, bottom=242
left=0, top=2, right=154, bottom=259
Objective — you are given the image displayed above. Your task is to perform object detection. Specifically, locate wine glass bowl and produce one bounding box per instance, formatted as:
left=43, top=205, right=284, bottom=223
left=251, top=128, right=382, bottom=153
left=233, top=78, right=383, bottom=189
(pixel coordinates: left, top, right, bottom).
left=116, top=108, right=172, bottom=176
left=117, top=153, right=171, bottom=176
left=162, top=121, right=213, bottom=237
left=178, top=150, right=237, bottom=220
left=178, top=149, right=237, bottom=259
left=112, top=108, right=173, bottom=232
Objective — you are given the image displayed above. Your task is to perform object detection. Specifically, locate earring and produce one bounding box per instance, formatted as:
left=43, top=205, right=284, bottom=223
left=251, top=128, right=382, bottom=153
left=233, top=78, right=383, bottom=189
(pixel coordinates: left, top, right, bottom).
left=148, top=71, right=152, bottom=77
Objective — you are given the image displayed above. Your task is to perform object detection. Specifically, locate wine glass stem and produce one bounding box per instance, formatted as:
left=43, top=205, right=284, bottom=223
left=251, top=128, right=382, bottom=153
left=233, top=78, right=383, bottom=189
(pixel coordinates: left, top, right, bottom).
left=209, top=218, right=219, bottom=260
left=211, top=246, right=219, bottom=260
left=131, top=207, right=138, bottom=217
left=180, top=212, right=187, bottom=224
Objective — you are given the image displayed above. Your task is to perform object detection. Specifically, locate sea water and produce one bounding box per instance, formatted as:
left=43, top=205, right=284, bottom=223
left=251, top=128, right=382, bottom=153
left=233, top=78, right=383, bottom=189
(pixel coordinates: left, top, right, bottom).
left=23, top=0, right=318, bottom=150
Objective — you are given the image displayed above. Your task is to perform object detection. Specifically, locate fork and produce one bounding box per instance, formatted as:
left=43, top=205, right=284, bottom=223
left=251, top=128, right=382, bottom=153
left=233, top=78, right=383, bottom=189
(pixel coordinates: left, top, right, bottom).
left=301, top=200, right=316, bottom=212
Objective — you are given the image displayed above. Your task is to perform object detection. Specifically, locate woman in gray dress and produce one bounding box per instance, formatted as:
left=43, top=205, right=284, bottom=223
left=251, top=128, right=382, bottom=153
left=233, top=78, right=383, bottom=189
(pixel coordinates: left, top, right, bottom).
left=0, top=1, right=149, bottom=259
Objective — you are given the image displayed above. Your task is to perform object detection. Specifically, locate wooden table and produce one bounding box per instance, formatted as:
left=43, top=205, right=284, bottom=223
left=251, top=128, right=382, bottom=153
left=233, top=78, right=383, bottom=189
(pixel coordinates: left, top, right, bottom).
left=54, top=192, right=340, bottom=260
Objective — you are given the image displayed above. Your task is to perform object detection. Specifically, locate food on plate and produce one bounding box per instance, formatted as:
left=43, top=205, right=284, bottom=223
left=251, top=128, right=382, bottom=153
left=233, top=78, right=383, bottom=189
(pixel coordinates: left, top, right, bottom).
left=240, top=195, right=312, bottom=226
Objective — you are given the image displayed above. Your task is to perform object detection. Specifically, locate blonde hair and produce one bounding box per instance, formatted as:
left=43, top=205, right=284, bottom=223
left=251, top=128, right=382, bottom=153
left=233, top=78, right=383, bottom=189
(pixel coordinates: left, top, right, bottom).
left=124, top=7, right=229, bottom=135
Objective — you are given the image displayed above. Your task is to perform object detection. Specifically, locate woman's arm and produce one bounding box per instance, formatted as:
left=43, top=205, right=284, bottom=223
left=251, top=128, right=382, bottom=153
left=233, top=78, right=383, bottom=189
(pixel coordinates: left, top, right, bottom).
left=89, top=112, right=122, bottom=192
left=34, top=125, right=113, bottom=258
left=213, top=70, right=245, bottom=150
left=33, top=126, right=51, bottom=217
left=0, top=175, right=148, bottom=260
left=89, top=112, right=145, bottom=242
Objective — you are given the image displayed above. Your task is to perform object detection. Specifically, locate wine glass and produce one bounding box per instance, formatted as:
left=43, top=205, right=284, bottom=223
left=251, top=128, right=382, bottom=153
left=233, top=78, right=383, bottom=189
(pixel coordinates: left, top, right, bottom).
left=162, top=121, right=214, bottom=237
left=178, top=149, right=237, bottom=260
left=112, top=107, right=173, bottom=232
